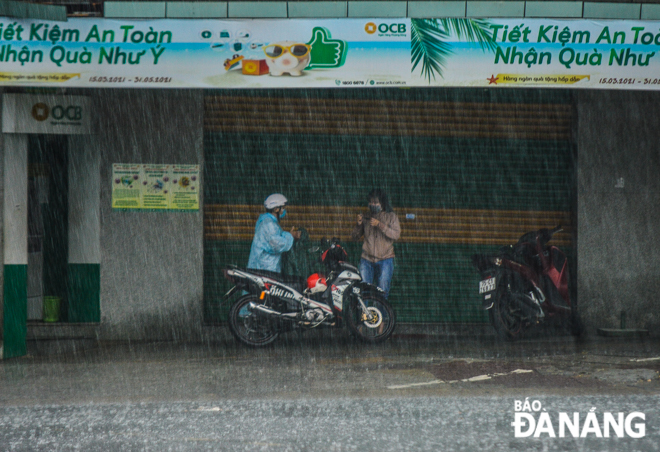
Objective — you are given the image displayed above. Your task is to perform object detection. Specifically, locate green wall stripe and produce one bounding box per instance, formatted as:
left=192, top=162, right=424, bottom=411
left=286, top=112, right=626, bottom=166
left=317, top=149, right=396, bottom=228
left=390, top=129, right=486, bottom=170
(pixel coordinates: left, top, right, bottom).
left=67, top=264, right=100, bottom=323
left=3, top=265, right=28, bottom=359
left=204, top=135, right=573, bottom=212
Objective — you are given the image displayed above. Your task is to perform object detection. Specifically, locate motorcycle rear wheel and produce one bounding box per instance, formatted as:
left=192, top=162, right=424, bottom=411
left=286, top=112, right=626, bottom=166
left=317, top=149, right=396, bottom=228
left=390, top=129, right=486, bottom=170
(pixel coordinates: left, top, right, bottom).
left=489, top=291, right=525, bottom=341
left=228, top=295, right=279, bottom=347
left=345, top=293, right=396, bottom=343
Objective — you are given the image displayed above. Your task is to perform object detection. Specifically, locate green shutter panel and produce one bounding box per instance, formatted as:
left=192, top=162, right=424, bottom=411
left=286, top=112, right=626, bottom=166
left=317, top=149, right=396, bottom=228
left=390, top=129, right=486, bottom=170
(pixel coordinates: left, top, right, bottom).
left=203, top=89, right=575, bottom=324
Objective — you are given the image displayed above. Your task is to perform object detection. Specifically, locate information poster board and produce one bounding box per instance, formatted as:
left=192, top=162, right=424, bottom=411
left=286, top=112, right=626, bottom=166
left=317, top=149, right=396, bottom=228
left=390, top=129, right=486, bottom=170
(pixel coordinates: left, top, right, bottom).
left=170, top=165, right=200, bottom=210
left=111, top=163, right=142, bottom=209
left=112, top=163, right=199, bottom=210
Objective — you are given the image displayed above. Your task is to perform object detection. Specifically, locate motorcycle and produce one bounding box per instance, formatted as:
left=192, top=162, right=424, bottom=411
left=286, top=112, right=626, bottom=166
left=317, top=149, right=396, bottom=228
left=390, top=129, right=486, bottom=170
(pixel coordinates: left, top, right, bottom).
left=221, top=238, right=396, bottom=346
left=471, top=226, right=583, bottom=340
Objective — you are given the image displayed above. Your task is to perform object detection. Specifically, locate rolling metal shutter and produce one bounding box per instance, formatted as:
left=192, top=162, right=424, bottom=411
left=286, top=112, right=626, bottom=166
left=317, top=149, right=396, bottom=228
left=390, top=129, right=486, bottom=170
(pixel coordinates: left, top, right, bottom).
left=203, top=89, right=575, bottom=324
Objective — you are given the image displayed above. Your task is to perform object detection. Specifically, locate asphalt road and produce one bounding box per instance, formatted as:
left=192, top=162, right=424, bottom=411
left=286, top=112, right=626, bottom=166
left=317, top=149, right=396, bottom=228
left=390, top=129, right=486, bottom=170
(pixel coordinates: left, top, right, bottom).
left=1, top=330, right=659, bottom=451
left=1, top=396, right=659, bottom=451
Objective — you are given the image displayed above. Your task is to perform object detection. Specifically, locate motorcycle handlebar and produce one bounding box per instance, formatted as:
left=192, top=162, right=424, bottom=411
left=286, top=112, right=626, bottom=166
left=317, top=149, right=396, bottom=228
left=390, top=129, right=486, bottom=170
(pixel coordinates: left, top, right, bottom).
left=515, top=225, right=563, bottom=248
left=544, top=225, right=563, bottom=242
left=474, top=226, right=564, bottom=271
left=550, top=225, right=563, bottom=235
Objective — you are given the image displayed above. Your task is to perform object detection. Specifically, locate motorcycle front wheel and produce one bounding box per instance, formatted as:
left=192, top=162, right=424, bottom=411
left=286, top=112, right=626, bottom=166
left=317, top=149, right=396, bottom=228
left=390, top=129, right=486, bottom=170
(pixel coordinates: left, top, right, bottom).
left=345, top=293, right=396, bottom=343
left=489, top=291, right=525, bottom=341
left=228, top=295, right=279, bottom=347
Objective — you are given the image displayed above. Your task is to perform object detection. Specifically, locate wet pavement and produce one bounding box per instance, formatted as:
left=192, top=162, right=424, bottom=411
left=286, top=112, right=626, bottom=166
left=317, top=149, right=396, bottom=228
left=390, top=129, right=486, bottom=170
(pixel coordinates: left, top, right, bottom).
left=1, top=327, right=659, bottom=450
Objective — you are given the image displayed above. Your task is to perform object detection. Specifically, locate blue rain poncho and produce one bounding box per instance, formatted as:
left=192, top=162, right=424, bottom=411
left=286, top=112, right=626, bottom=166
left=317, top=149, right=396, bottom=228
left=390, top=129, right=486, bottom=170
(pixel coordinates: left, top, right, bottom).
left=247, top=213, right=294, bottom=273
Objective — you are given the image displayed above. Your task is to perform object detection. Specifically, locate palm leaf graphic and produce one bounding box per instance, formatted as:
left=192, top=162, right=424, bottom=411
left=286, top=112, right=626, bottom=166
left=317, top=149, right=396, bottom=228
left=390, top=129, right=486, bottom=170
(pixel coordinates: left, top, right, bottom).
left=411, top=18, right=497, bottom=82
left=438, top=18, right=498, bottom=52
left=411, top=19, right=451, bottom=82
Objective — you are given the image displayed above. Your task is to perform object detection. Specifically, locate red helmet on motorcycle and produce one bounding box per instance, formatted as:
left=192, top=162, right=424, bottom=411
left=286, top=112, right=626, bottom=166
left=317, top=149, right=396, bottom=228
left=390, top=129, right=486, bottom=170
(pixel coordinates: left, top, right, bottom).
left=321, top=242, right=348, bottom=265
left=307, top=273, right=328, bottom=294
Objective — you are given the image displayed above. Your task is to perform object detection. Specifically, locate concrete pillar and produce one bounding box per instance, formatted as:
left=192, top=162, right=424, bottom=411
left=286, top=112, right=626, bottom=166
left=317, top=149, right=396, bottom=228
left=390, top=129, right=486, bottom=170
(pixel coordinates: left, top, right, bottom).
left=2, top=134, right=28, bottom=358
left=67, top=135, right=101, bottom=322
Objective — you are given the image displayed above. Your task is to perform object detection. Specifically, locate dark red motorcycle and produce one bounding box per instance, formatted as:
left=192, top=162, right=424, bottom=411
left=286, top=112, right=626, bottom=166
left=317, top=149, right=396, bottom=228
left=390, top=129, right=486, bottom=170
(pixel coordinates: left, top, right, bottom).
left=471, top=226, right=583, bottom=340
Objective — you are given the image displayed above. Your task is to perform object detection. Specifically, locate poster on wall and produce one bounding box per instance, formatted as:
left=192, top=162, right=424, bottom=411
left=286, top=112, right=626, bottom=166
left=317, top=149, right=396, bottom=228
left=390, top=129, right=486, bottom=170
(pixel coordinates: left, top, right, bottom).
left=111, top=163, right=142, bottom=209
left=170, top=165, right=200, bottom=210
left=2, top=16, right=660, bottom=89
left=111, top=163, right=199, bottom=210
left=142, top=164, right=171, bottom=209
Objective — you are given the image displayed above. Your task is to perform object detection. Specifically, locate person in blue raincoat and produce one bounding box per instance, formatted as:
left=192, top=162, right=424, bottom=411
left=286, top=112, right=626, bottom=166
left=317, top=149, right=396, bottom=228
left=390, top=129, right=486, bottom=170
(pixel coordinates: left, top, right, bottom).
left=247, top=193, right=301, bottom=273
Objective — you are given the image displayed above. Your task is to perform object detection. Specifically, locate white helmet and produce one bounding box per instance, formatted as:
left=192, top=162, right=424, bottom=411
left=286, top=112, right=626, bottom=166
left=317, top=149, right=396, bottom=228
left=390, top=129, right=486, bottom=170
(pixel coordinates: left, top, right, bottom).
left=264, top=193, right=287, bottom=210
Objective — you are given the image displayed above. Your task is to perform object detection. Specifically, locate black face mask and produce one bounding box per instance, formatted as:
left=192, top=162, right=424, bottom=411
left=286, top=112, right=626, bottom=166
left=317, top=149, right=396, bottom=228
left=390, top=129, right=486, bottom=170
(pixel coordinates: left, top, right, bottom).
left=369, top=204, right=382, bottom=214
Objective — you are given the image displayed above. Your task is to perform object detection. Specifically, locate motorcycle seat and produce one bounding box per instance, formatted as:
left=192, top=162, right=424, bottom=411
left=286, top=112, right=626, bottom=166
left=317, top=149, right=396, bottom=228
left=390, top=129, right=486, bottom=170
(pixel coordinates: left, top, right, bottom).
left=243, top=268, right=308, bottom=293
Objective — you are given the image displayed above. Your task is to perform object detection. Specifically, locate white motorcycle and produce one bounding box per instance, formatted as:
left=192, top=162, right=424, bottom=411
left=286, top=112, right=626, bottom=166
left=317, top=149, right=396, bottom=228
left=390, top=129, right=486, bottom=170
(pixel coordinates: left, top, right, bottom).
left=222, top=239, right=396, bottom=347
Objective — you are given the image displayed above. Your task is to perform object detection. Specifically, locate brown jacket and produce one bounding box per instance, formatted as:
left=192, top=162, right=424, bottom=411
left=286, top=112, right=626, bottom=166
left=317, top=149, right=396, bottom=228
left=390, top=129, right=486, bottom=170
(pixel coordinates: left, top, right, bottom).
left=351, top=211, right=401, bottom=262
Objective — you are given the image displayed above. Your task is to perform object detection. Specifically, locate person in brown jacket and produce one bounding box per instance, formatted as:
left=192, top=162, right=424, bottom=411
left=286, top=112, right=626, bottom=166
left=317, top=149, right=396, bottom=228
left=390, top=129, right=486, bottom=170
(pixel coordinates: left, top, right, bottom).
left=351, top=189, right=401, bottom=299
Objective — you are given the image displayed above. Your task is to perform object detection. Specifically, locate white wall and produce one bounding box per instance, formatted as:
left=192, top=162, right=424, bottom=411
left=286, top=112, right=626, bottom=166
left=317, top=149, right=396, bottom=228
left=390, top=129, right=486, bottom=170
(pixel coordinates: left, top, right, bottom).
left=68, top=135, right=101, bottom=264
left=3, top=134, right=28, bottom=266
left=95, top=90, right=205, bottom=341
left=577, top=90, right=660, bottom=334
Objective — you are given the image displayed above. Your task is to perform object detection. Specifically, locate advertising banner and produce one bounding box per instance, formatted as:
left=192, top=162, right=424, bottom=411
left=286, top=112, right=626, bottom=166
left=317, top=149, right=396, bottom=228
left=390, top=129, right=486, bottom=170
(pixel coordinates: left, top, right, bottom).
left=2, top=16, right=660, bottom=89
left=112, top=163, right=200, bottom=210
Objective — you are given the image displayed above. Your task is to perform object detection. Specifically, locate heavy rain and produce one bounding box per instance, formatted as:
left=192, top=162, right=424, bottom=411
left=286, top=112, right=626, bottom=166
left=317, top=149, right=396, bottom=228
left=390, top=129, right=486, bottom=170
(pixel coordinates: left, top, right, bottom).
left=1, top=5, right=660, bottom=451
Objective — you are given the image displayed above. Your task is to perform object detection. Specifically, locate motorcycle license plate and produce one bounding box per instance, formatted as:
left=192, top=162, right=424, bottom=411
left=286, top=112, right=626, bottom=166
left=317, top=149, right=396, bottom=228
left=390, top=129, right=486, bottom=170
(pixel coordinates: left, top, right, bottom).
left=479, top=277, right=496, bottom=294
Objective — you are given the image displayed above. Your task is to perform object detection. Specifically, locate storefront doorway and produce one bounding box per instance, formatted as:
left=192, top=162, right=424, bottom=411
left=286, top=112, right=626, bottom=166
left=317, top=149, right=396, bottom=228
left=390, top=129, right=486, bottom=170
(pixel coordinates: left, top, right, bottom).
left=2, top=92, right=98, bottom=358
left=27, top=135, right=69, bottom=323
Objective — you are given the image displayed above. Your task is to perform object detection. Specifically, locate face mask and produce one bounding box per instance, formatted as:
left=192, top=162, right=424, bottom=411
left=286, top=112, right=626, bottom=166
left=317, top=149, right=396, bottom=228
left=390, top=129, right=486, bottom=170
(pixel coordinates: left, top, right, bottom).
left=279, top=208, right=287, bottom=219
left=369, top=204, right=381, bottom=214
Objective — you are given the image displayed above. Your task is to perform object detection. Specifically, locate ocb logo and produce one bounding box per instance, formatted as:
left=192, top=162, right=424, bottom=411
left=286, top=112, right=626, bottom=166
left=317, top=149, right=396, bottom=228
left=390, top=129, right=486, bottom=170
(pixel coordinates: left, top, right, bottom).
left=365, top=22, right=406, bottom=34
left=52, top=105, right=82, bottom=121
left=31, top=103, right=82, bottom=122
left=31, top=103, right=49, bottom=121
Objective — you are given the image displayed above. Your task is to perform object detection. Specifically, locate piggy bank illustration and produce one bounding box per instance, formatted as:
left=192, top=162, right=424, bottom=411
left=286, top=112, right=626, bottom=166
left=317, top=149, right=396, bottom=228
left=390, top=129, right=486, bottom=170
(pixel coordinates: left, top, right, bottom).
left=263, top=41, right=311, bottom=76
